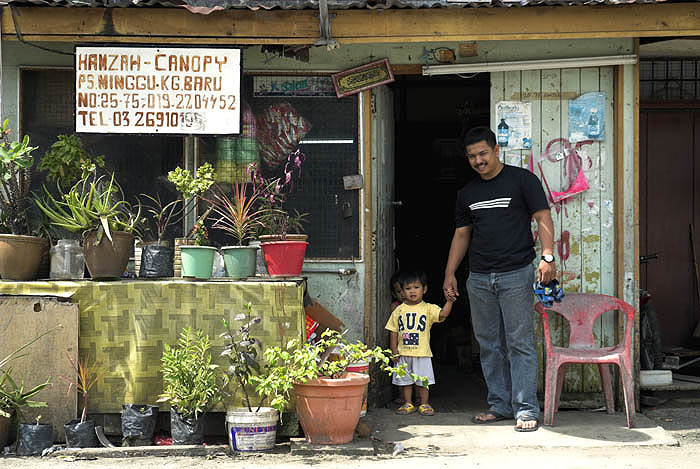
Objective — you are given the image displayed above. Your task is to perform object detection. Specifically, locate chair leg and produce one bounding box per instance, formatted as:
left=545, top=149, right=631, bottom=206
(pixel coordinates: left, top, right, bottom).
left=598, top=364, right=615, bottom=415
left=544, top=361, right=561, bottom=426
left=619, top=357, right=637, bottom=428
left=554, top=365, right=566, bottom=414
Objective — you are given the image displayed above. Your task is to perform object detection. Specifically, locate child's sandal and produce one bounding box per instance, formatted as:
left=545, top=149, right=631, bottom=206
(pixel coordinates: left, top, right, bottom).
left=395, top=403, right=416, bottom=415
left=418, top=404, right=435, bottom=416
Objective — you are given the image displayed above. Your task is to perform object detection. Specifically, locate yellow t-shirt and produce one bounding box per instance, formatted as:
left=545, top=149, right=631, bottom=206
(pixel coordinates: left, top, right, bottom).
left=384, top=301, right=444, bottom=357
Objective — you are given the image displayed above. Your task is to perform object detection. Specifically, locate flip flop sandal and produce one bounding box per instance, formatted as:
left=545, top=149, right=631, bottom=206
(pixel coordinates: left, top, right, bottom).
left=395, top=403, right=416, bottom=415
left=471, top=411, right=508, bottom=424
left=514, top=417, right=540, bottom=432
left=418, top=404, right=435, bottom=416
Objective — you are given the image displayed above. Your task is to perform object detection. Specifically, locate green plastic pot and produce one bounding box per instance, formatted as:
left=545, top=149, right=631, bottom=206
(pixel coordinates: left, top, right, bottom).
left=221, top=246, right=257, bottom=278
left=180, top=246, right=217, bottom=279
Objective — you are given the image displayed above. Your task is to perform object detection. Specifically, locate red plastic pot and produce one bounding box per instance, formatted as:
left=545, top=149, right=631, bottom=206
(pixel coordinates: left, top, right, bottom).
left=260, top=241, right=308, bottom=276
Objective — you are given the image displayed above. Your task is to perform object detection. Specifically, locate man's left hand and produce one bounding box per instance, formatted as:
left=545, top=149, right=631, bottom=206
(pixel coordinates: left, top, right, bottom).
left=537, top=260, right=556, bottom=284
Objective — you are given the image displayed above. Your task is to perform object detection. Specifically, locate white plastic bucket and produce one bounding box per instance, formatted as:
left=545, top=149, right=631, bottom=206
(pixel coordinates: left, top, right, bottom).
left=226, top=407, right=278, bottom=452
left=346, top=362, right=369, bottom=416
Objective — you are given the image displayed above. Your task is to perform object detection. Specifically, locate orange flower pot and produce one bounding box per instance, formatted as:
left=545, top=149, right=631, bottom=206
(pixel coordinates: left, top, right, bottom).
left=293, top=372, right=370, bottom=444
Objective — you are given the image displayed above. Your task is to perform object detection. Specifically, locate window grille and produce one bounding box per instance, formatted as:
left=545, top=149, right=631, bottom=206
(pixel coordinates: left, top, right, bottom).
left=640, top=59, right=700, bottom=101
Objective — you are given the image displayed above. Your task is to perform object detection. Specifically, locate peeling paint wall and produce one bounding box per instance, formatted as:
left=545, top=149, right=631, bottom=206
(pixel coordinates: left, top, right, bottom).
left=491, top=59, right=622, bottom=395
left=304, top=262, right=366, bottom=343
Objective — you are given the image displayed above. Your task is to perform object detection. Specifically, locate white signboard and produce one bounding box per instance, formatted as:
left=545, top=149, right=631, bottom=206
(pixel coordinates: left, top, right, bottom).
left=75, top=46, right=241, bottom=134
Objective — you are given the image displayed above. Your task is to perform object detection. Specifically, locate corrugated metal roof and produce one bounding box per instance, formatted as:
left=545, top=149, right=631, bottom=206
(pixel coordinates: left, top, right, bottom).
left=0, top=0, right=668, bottom=9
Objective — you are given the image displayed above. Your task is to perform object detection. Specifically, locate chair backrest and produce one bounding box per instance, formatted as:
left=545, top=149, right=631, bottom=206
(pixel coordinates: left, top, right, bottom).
left=534, top=293, right=635, bottom=349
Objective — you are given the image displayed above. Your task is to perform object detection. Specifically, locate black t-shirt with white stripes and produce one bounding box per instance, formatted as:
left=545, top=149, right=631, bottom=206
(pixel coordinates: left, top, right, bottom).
left=455, top=164, right=549, bottom=274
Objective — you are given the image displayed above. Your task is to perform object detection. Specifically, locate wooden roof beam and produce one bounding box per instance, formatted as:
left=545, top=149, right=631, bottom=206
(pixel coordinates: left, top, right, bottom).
left=1, top=4, right=699, bottom=44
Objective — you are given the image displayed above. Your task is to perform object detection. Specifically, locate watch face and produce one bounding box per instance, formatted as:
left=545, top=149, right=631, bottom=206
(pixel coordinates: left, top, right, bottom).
left=543, top=255, right=554, bottom=263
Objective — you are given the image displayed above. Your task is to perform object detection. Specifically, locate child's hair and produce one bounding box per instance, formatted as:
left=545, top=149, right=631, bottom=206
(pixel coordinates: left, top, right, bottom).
left=400, top=270, right=428, bottom=288
left=390, top=271, right=403, bottom=287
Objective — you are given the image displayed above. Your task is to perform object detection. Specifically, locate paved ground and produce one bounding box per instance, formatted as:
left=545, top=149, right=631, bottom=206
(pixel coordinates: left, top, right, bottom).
left=2, top=367, right=700, bottom=467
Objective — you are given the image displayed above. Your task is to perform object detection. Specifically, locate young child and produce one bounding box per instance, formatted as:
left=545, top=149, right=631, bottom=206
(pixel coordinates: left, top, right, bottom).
left=385, top=270, right=454, bottom=416
left=390, top=271, right=404, bottom=312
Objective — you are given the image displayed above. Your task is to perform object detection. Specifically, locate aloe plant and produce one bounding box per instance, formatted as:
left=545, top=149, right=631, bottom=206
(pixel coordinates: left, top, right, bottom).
left=0, top=326, right=58, bottom=428
left=35, top=171, right=141, bottom=246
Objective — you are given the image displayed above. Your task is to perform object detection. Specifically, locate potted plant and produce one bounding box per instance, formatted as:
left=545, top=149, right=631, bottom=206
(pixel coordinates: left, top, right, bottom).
left=158, top=327, right=221, bottom=445
left=135, top=193, right=186, bottom=278
left=220, top=302, right=278, bottom=452
left=120, top=403, right=159, bottom=447
left=167, top=163, right=217, bottom=279
left=252, top=329, right=426, bottom=445
left=0, top=118, right=49, bottom=280
left=59, top=352, right=102, bottom=448
left=251, top=151, right=309, bottom=276
left=0, top=328, right=54, bottom=451
left=35, top=171, right=141, bottom=279
left=202, top=170, right=271, bottom=278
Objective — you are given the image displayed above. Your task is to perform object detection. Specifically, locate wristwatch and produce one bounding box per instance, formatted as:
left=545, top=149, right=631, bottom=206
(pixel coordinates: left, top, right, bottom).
left=541, top=254, right=555, bottom=263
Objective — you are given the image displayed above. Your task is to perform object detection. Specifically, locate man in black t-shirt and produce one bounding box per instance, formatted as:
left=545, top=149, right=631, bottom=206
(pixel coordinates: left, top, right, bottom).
left=443, top=127, right=556, bottom=432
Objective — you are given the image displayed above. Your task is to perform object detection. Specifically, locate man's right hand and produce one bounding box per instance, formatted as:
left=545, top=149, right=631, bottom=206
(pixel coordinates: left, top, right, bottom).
left=443, top=274, right=459, bottom=302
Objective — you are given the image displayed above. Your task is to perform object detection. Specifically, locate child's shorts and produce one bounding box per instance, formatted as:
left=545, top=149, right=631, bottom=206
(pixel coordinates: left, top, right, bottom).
left=392, top=356, right=435, bottom=387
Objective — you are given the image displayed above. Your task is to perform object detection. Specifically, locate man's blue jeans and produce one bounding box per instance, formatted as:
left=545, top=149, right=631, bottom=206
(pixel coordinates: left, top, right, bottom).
left=467, top=264, right=539, bottom=420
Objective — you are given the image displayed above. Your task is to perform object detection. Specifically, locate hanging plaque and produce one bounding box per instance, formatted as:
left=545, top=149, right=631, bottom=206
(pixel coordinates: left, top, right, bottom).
left=331, top=59, right=395, bottom=98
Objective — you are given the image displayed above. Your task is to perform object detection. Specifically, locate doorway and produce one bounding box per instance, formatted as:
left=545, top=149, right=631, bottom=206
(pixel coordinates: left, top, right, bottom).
left=640, top=108, right=700, bottom=350
left=391, top=74, right=489, bottom=410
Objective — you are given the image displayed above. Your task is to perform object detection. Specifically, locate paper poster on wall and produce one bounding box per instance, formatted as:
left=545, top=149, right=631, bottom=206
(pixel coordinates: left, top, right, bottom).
left=495, top=101, right=532, bottom=150
left=568, top=92, right=606, bottom=142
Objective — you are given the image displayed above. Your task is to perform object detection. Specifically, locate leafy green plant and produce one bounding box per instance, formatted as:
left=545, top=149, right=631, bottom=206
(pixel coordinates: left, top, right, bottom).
left=167, top=163, right=215, bottom=201
left=167, top=163, right=216, bottom=244
left=0, top=326, right=59, bottom=429
left=35, top=171, right=141, bottom=246
left=158, top=327, right=221, bottom=420
left=0, top=118, right=38, bottom=235
left=251, top=329, right=427, bottom=413
left=60, top=352, right=104, bottom=424
left=38, top=134, right=105, bottom=187
left=220, top=302, right=264, bottom=412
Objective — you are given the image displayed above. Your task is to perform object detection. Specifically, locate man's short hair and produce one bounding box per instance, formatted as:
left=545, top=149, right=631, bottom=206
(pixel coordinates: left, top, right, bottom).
left=464, top=126, right=496, bottom=150
left=401, top=270, right=428, bottom=288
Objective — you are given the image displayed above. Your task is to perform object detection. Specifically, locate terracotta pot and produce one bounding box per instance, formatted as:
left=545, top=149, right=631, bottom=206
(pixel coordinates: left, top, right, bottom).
left=293, top=372, right=370, bottom=444
left=0, top=234, right=49, bottom=281
left=83, top=230, right=134, bottom=279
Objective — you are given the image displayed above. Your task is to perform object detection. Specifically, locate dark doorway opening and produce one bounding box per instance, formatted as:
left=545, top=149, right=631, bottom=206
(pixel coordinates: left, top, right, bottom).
left=391, top=74, right=489, bottom=411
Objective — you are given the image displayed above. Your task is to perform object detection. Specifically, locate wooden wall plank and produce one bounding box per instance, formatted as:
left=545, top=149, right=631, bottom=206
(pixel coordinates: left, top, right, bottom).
left=561, top=67, right=584, bottom=392
left=2, top=5, right=700, bottom=43
left=579, top=67, right=604, bottom=393
left=502, top=71, right=523, bottom=167
left=520, top=68, right=544, bottom=391
left=599, top=66, right=617, bottom=356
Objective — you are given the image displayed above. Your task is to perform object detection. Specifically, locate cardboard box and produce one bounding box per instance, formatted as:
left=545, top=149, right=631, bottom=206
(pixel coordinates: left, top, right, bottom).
left=305, top=300, right=345, bottom=333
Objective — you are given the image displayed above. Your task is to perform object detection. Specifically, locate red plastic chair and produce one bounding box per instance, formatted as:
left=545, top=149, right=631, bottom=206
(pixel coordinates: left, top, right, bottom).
left=535, top=293, right=636, bottom=428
